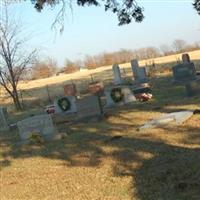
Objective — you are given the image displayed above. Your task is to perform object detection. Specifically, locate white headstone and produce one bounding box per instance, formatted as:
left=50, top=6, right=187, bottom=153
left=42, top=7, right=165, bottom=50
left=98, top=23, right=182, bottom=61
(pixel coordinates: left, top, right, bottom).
left=54, top=96, right=77, bottom=114
left=0, top=107, right=9, bottom=131
left=122, top=87, right=137, bottom=104
left=112, top=64, right=123, bottom=85
left=104, top=86, right=136, bottom=107
left=17, top=114, right=56, bottom=140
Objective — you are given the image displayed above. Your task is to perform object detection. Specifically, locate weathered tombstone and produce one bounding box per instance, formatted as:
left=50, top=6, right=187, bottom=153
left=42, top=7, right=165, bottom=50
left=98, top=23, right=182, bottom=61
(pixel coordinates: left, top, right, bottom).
left=17, top=114, right=56, bottom=140
left=173, top=54, right=196, bottom=82
left=173, top=63, right=196, bottom=83
left=131, top=59, right=148, bottom=83
left=0, top=107, right=9, bottom=131
left=112, top=64, right=123, bottom=85
left=172, top=54, right=198, bottom=96
left=182, top=53, right=190, bottom=63
left=76, top=95, right=102, bottom=119
left=63, top=83, right=77, bottom=96
left=131, top=59, right=139, bottom=78
left=54, top=96, right=77, bottom=114
left=88, top=81, right=104, bottom=95
left=104, top=86, right=136, bottom=107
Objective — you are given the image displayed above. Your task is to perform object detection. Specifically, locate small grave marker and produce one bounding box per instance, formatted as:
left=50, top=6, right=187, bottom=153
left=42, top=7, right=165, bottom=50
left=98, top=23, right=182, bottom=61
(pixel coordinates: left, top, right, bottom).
left=88, top=81, right=104, bottom=95
left=63, top=83, right=77, bottom=96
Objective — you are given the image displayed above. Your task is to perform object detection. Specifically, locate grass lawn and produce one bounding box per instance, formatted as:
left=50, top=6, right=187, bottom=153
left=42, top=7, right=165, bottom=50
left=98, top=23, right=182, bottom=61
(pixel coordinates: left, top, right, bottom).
left=1, top=73, right=200, bottom=200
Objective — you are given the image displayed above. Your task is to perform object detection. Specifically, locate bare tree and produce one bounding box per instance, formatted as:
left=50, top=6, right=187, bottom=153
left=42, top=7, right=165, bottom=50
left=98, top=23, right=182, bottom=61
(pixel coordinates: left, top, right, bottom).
left=32, top=57, right=58, bottom=79
left=172, top=39, right=187, bottom=53
left=0, top=6, right=37, bottom=110
left=160, top=44, right=172, bottom=56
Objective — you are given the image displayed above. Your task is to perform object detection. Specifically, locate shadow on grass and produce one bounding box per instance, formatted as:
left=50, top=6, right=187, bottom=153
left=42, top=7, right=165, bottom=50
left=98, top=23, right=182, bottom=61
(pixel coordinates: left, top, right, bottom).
left=1, top=111, right=200, bottom=200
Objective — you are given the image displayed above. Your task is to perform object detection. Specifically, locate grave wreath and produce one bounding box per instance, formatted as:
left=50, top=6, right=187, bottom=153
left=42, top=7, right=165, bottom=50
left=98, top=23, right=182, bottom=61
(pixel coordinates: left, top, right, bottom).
left=57, top=97, right=71, bottom=111
left=111, top=87, right=124, bottom=103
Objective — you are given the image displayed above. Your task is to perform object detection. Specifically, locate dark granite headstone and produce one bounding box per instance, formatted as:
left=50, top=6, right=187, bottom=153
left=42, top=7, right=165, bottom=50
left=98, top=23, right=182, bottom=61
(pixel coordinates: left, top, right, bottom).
left=172, top=53, right=199, bottom=97
left=131, top=59, right=148, bottom=83
left=76, top=95, right=102, bottom=119
left=173, top=63, right=196, bottom=83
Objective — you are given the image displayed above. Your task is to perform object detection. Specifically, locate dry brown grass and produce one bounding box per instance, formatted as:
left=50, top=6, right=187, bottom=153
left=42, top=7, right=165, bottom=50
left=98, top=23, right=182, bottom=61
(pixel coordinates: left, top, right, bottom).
left=1, top=73, right=200, bottom=199
left=18, top=50, right=200, bottom=90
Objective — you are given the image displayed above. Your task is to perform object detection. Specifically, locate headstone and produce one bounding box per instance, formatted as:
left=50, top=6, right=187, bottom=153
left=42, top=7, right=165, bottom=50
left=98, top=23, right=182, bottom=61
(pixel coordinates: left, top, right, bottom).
left=172, top=54, right=199, bottom=96
left=54, top=96, right=77, bottom=114
left=112, top=64, right=123, bottom=85
left=183, top=79, right=200, bottom=96
left=0, top=107, right=9, bottom=131
left=63, top=84, right=77, bottom=96
left=76, top=95, right=102, bottom=118
left=131, top=59, right=139, bottom=78
left=104, top=86, right=136, bottom=107
left=88, top=81, right=104, bottom=95
left=173, top=63, right=196, bottom=83
left=131, top=59, right=148, bottom=83
left=173, top=54, right=196, bottom=83
left=17, top=114, right=56, bottom=140
left=182, top=53, right=190, bottom=63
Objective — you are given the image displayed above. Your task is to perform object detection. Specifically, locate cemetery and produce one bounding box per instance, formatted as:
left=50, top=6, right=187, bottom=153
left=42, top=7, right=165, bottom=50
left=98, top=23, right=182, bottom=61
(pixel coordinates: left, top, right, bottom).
left=1, top=0, right=200, bottom=197
left=1, top=54, right=200, bottom=200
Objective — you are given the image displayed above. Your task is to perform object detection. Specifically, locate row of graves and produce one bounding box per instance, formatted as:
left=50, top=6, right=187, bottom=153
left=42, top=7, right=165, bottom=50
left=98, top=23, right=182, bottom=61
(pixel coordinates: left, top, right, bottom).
left=0, top=59, right=152, bottom=142
left=1, top=54, right=199, bottom=143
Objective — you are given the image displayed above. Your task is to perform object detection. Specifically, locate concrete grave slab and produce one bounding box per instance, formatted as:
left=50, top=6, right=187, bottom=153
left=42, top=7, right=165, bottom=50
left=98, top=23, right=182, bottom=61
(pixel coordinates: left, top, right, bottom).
left=17, top=114, right=56, bottom=140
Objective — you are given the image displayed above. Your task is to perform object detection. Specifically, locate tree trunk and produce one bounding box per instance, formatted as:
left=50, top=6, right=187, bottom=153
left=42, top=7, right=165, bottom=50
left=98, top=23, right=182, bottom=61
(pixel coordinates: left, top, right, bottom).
left=12, top=87, right=23, bottom=110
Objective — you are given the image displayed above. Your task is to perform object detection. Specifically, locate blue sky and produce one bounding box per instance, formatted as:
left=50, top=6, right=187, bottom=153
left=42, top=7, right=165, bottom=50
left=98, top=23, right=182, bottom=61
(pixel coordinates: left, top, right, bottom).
left=9, top=0, right=200, bottom=66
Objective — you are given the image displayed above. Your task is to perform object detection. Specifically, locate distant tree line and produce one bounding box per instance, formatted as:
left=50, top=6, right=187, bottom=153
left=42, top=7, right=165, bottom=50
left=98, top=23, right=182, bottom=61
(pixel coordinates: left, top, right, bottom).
left=64, top=40, right=200, bottom=70
left=31, top=57, right=58, bottom=79
left=31, top=39, right=200, bottom=79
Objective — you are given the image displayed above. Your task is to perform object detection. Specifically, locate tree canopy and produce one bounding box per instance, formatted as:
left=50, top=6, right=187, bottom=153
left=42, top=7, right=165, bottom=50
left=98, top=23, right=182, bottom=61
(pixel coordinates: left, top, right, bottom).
left=30, top=0, right=200, bottom=26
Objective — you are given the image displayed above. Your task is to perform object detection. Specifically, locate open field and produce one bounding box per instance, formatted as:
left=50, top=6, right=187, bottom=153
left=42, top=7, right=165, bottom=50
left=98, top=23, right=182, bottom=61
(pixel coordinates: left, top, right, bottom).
left=1, top=73, right=200, bottom=200
left=18, top=50, right=200, bottom=90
